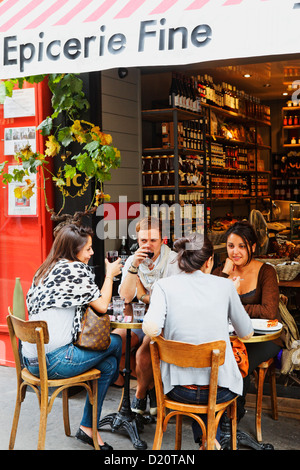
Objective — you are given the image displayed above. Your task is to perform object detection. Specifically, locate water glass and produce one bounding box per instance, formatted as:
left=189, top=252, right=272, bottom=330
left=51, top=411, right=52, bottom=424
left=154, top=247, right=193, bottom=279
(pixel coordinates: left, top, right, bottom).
left=112, top=296, right=125, bottom=315
left=132, top=302, right=146, bottom=323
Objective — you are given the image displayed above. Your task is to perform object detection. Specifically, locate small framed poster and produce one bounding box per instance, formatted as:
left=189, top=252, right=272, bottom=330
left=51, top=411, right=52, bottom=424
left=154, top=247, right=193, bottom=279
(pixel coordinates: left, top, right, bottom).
left=7, top=165, right=38, bottom=217
left=4, top=126, right=36, bottom=156
left=3, top=88, right=35, bottom=118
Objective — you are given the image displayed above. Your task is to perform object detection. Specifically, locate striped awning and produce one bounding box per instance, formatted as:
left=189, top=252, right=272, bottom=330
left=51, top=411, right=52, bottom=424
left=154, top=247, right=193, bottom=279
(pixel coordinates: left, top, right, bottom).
left=0, top=0, right=299, bottom=79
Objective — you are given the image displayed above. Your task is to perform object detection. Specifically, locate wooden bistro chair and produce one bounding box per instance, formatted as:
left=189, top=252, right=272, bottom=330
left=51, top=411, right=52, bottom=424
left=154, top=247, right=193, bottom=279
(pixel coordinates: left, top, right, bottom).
left=6, top=313, right=101, bottom=450
left=150, top=336, right=238, bottom=450
left=254, top=358, right=278, bottom=442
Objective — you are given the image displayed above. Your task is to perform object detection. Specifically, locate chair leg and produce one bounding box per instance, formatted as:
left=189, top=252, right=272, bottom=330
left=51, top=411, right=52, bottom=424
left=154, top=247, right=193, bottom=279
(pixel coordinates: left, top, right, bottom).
left=269, top=363, right=278, bottom=421
left=8, top=391, right=22, bottom=450
left=256, top=367, right=267, bottom=442
left=229, top=401, right=237, bottom=450
left=206, top=416, right=216, bottom=450
left=62, top=389, right=71, bottom=436
left=175, top=415, right=182, bottom=450
left=152, top=410, right=164, bottom=450
left=91, top=380, right=100, bottom=450
left=37, top=403, right=48, bottom=450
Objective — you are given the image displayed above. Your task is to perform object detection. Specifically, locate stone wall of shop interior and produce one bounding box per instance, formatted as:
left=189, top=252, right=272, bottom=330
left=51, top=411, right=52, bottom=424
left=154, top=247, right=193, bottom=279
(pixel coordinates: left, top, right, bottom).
left=101, top=68, right=142, bottom=251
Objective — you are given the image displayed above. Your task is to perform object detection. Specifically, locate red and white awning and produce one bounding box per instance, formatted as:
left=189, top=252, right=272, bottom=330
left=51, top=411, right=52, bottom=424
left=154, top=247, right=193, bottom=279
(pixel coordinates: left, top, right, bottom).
left=0, top=0, right=299, bottom=79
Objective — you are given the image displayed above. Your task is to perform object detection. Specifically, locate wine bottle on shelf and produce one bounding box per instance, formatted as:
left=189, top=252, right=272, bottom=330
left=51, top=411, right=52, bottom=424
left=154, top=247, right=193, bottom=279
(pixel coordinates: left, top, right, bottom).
left=189, top=78, right=197, bottom=113
left=197, top=75, right=206, bottom=104
left=129, top=235, right=139, bottom=255
left=169, top=72, right=179, bottom=108
left=204, top=74, right=212, bottom=105
left=177, top=74, right=186, bottom=109
left=120, top=236, right=130, bottom=265
left=192, top=76, right=202, bottom=112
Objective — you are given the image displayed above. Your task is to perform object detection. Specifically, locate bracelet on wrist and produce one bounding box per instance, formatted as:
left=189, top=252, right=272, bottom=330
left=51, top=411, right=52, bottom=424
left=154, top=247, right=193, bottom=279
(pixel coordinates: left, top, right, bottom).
left=131, top=263, right=138, bottom=269
left=106, top=275, right=113, bottom=282
left=140, top=293, right=147, bottom=303
left=128, top=269, right=138, bottom=275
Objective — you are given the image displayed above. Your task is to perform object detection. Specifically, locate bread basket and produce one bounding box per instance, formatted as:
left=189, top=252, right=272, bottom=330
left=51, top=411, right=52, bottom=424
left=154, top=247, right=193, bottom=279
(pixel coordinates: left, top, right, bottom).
left=207, top=230, right=226, bottom=245
left=273, top=262, right=300, bottom=281
left=255, top=256, right=289, bottom=266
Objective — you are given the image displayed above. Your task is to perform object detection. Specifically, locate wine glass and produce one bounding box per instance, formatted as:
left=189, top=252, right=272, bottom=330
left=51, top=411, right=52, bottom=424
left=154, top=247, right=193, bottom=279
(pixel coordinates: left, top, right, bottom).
left=142, top=251, right=155, bottom=269
left=106, top=250, right=119, bottom=281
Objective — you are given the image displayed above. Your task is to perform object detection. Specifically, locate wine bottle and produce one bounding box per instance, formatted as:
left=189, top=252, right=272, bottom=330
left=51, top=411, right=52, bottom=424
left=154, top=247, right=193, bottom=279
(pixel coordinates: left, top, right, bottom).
left=169, top=72, right=180, bottom=108
left=120, top=236, right=129, bottom=265
left=13, top=277, right=26, bottom=319
left=129, top=235, right=139, bottom=255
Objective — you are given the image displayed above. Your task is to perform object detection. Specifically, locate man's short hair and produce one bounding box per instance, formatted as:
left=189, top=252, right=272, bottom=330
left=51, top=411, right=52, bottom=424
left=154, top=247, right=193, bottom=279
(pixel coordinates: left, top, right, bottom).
left=136, top=216, right=162, bottom=237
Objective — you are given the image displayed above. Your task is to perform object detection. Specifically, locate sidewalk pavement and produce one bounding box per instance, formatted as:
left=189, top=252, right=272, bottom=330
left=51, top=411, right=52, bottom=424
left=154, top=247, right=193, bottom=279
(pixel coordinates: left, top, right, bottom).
left=0, top=365, right=299, bottom=452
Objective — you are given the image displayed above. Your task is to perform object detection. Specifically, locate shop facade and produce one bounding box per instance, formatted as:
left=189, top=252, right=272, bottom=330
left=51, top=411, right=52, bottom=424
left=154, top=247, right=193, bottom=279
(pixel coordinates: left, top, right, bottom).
left=1, top=0, right=300, bottom=365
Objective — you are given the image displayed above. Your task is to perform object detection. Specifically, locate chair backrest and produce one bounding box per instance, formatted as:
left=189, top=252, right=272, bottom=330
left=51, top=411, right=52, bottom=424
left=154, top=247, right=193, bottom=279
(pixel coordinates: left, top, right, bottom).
left=150, top=335, right=227, bottom=413
left=151, top=335, right=226, bottom=368
left=6, top=314, right=50, bottom=387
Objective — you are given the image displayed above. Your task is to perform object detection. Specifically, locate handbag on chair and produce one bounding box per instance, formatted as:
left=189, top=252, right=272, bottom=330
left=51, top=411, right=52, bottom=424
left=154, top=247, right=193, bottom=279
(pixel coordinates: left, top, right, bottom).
left=74, top=306, right=111, bottom=351
left=230, top=338, right=249, bottom=378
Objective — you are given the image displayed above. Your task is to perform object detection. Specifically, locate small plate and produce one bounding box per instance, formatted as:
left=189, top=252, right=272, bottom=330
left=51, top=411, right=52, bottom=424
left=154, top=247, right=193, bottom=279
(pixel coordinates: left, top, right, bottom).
left=251, top=318, right=282, bottom=333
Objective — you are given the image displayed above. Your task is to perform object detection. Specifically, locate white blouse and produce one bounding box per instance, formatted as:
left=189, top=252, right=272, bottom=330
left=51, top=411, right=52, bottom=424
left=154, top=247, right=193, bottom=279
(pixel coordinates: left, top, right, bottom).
left=143, top=270, right=253, bottom=396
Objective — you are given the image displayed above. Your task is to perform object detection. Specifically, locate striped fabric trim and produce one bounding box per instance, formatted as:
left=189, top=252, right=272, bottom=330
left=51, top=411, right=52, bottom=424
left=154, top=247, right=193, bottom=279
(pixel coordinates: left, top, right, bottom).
left=0, top=0, right=280, bottom=32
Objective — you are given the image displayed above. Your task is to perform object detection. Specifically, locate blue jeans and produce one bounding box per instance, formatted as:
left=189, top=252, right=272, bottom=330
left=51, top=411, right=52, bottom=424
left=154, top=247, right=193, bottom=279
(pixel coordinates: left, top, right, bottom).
left=23, top=333, right=122, bottom=428
left=167, top=385, right=236, bottom=443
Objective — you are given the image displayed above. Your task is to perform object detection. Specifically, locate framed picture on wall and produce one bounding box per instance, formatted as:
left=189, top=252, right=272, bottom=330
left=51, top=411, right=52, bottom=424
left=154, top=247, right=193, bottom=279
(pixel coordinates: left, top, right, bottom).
left=7, top=165, right=38, bottom=217
left=4, top=126, right=36, bottom=156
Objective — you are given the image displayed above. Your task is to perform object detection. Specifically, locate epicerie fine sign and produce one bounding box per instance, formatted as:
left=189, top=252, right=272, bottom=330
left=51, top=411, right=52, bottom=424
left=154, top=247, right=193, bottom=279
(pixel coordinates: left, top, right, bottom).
left=2, top=19, right=212, bottom=75
left=0, top=0, right=300, bottom=79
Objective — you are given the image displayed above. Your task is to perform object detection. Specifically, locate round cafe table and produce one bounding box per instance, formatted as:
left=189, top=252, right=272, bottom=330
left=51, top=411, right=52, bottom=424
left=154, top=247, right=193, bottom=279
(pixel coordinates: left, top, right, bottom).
left=98, top=303, right=148, bottom=450
left=221, top=326, right=283, bottom=451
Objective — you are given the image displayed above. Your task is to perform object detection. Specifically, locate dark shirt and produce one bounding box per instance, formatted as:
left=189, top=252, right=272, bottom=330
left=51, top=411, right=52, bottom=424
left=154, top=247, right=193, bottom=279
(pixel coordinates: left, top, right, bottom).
left=213, top=263, right=280, bottom=320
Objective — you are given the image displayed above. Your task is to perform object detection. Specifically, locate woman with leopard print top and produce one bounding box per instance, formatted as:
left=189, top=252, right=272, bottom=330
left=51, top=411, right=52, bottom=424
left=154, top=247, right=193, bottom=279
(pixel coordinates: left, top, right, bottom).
left=22, top=223, right=122, bottom=450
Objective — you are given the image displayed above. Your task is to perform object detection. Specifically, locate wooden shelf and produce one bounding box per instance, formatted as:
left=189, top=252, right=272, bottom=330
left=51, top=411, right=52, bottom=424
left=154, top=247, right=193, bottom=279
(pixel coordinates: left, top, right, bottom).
left=209, top=135, right=270, bottom=150
left=203, top=102, right=271, bottom=126
left=143, top=147, right=205, bottom=155
left=212, top=196, right=270, bottom=202
left=282, top=107, right=300, bottom=111
left=283, top=125, right=300, bottom=129
left=143, top=185, right=205, bottom=190
left=142, top=106, right=270, bottom=127
left=142, top=108, right=204, bottom=122
left=208, top=167, right=270, bottom=174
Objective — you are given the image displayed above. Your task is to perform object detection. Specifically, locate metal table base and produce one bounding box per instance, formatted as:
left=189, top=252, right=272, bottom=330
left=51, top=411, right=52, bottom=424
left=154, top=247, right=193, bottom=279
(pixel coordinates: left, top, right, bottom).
left=98, top=328, right=148, bottom=450
left=220, top=419, right=274, bottom=450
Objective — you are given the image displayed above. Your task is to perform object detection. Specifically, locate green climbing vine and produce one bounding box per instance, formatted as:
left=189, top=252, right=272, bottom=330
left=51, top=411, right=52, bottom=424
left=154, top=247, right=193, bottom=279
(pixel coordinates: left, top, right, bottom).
left=0, top=74, right=121, bottom=217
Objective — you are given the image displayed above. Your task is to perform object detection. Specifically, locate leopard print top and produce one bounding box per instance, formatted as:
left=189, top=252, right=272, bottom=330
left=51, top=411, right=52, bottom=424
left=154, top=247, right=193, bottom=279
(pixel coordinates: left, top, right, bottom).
left=26, top=259, right=101, bottom=340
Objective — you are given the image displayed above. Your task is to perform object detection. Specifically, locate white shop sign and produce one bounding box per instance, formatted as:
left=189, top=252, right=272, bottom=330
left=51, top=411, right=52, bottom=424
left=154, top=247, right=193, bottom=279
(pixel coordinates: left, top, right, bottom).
left=0, top=0, right=300, bottom=79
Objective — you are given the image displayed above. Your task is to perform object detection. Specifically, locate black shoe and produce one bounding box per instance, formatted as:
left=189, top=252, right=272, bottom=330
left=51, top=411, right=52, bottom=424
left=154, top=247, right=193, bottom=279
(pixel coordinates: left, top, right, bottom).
left=75, top=428, right=113, bottom=450
left=147, top=387, right=157, bottom=416
left=131, top=395, right=147, bottom=414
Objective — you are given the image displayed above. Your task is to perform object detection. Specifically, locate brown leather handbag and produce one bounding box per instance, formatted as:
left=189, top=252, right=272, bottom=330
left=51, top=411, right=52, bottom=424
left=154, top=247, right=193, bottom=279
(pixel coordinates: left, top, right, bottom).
left=74, top=306, right=111, bottom=351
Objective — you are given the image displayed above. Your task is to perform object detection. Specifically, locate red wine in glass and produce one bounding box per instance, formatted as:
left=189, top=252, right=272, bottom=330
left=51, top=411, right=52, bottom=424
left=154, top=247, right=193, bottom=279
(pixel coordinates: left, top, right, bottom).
left=107, top=254, right=118, bottom=263
left=106, top=251, right=119, bottom=280
left=147, top=252, right=154, bottom=259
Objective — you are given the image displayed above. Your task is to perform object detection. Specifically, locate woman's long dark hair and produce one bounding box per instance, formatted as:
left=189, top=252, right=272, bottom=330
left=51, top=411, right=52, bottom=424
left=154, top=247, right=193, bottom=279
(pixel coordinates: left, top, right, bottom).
left=174, top=233, right=213, bottom=273
left=225, top=221, right=258, bottom=265
left=34, top=224, right=94, bottom=284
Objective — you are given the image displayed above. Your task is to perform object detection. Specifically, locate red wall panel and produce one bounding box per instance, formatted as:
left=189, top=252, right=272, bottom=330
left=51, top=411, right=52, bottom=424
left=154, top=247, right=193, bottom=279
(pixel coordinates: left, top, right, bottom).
left=0, top=80, right=53, bottom=366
